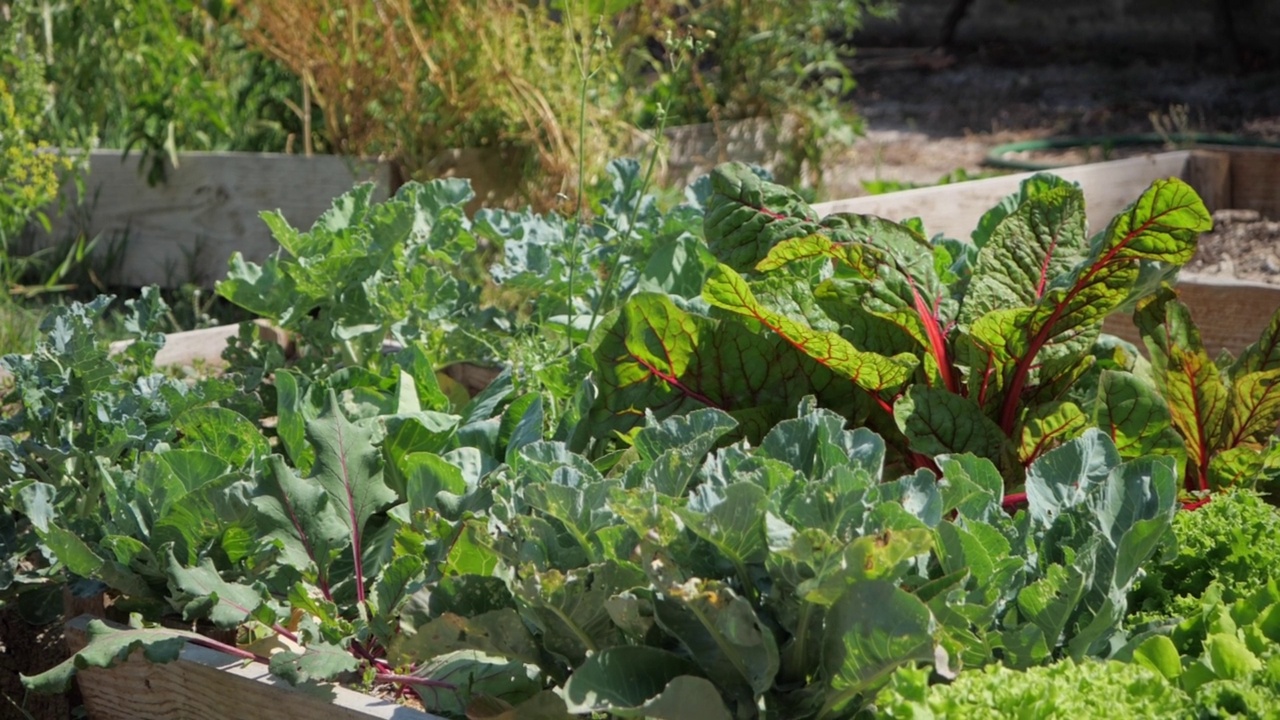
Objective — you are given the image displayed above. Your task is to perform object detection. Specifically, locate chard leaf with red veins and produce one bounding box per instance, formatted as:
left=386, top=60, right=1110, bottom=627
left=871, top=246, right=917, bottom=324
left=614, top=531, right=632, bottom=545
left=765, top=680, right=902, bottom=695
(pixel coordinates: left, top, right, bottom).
left=892, top=386, right=1012, bottom=463
left=1092, top=370, right=1186, bottom=463
left=1232, top=308, right=1280, bottom=375
left=703, top=264, right=917, bottom=400
left=590, top=292, right=866, bottom=441
left=703, top=163, right=822, bottom=272
left=1138, top=290, right=1280, bottom=491
left=762, top=236, right=957, bottom=391
left=992, top=177, right=1211, bottom=435
left=1017, top=401, right=1088, bottom=465
left=959, top=183, right=1089, bottom=328
left=1136, top=287, right=1235, bottom=491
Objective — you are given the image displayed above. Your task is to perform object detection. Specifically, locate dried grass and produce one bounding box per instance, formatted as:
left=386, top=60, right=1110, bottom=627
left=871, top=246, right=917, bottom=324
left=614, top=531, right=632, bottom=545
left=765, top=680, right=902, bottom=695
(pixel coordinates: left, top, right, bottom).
left=235, top=0, right=640, bottom=209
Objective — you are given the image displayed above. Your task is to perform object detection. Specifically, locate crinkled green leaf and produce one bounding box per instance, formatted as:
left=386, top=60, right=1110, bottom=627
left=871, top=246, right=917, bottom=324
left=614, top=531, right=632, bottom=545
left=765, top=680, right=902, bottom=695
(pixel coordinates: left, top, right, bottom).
left=893, top=386, right=1011, bottom=461
left=590, top=292, right=861, bottom=441
left=703, top=162, right=821, bottom=272
left=1232, top=306, right=1280, bottom=375
left=1017, top=400, right=1088, bottom=465
left=1094, top=369, right=1185, bottom=461
left=703, top=264, right=916, bottom=394
left=960, top=183, right=1089, bottom=327
left=1136, top=287, right=1231, bottom=490
left=1103, top=177, right=1212, bottom=264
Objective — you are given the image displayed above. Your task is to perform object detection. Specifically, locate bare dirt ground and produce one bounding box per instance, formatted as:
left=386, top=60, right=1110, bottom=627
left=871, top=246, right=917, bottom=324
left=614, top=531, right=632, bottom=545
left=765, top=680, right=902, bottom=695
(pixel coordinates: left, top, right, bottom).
left=828, top=46, right=1280, bottom=282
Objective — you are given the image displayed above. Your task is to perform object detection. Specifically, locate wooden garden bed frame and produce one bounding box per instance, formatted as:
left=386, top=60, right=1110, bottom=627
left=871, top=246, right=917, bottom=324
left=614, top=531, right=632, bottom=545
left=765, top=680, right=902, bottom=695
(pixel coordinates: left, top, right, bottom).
left=814, top=147, right=1280, bottom=356
left=65, top=615, right=439, bottom=720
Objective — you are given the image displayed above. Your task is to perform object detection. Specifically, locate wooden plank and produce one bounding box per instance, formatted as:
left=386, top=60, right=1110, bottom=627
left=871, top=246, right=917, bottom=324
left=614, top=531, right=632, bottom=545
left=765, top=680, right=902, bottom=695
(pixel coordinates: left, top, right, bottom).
left=1102, top=273, right=1280, bottom=357
left=26, top=151, right=392, bottom=289
left=1226, top=148, right=1280, bottom=219
left=105, top=320, right=289, bottom=371
left=1184, top=151, right=1233, bottom=213
left=65, top=615, right=439, bottom=720
left=813, top=151, right=1194, bottom=239
left=0, top=321, right=289, bottom=385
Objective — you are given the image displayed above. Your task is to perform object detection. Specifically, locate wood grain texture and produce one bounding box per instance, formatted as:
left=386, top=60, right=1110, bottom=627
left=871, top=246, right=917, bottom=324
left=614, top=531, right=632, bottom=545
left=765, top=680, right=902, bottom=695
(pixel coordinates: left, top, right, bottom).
left=65, top=616, right=439, bottom=720
left=1102, top=273, right=1280, bottom=357
left=27, top=151, right=392, bottom=289
left=1184, top=150, right=1233, bottom=213
left=1227, top=148, right=1280, bottom=220
left=813, top=151, right=1194, bottom=240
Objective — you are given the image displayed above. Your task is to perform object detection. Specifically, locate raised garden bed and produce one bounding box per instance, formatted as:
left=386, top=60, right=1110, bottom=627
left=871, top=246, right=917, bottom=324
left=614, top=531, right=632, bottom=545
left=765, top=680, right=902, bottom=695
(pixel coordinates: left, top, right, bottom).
left=815, top=147, right=1280, bottom=357
left=64, top=615, right=438, bottom=720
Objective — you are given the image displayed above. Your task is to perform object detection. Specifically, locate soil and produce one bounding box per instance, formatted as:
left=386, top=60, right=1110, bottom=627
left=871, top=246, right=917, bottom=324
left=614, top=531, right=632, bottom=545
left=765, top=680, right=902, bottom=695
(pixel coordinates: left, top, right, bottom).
left=823, top=47, right=1280, bottom=198
left=0, top=607, right=79, bottom=720
left=1185, top=210, right=1280, bottom=284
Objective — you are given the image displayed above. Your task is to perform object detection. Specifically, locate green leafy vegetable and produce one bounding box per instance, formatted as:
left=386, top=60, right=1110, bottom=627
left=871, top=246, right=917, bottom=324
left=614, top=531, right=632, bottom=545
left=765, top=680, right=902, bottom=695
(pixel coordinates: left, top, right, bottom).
left=593, top=162, right=1212, bottom=497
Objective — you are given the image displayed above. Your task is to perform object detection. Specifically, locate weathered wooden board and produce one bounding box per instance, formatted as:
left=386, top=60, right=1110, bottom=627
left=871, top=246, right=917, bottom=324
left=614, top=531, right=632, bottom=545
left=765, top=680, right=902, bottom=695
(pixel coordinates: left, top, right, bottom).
left=0, top=321, right=289, bottom=385
left=814, top=148, right=1280, bottom=357
left=26, top=151, right=392, bottom=289
left=105, top=320, right=289, bottom=370
left=65, top=615, right=439, bottom=720
left=1102, top=274, right=1280, bottom=357
left=813, top=151, right=1194, bottom=240
left=1226, top=148, right=1280, bottom=221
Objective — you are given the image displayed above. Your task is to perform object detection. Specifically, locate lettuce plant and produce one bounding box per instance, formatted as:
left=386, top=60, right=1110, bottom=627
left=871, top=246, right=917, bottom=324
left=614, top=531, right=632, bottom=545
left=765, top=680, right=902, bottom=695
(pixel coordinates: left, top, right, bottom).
left=592, top=163, right=1213, bottom=498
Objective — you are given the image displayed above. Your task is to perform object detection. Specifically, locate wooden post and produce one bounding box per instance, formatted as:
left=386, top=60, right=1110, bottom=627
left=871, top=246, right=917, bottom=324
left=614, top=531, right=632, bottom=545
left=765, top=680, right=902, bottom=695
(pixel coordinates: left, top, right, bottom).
left=1184, top=150, right=1233, bottom=213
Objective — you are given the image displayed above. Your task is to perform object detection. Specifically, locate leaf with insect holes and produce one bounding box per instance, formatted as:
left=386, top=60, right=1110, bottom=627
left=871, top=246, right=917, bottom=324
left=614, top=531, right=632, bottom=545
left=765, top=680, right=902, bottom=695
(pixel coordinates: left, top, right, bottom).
left=21, top=620, right=194, bottom=693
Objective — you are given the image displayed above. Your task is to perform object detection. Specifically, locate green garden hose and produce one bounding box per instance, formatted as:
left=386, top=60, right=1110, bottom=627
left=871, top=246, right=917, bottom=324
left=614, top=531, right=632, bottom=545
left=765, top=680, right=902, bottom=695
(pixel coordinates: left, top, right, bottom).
left=984, top=133, right=1280, bottom=171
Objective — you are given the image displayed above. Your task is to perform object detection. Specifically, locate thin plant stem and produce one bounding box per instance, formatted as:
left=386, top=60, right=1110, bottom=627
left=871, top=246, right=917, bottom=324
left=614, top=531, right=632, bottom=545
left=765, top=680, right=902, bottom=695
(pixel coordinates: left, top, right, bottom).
left=563, top=9, right=602, bottom=344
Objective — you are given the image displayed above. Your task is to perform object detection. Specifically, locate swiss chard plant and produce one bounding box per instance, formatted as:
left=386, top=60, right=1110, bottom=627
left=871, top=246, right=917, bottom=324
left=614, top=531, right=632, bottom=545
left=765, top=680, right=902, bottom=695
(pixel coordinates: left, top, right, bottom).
left=591, top=163, right=1214, bottom=499
left=1134, top=288, right=1280, bottom=493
